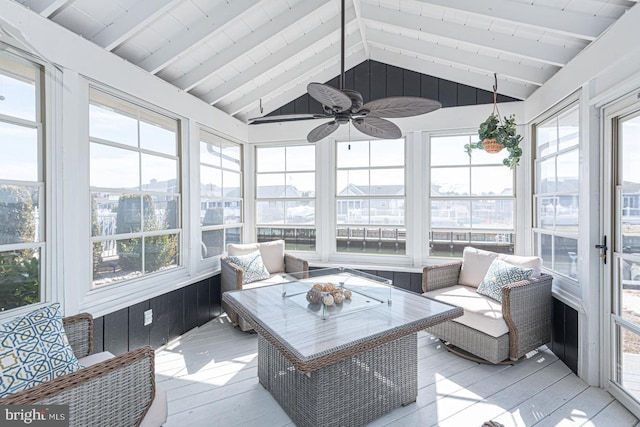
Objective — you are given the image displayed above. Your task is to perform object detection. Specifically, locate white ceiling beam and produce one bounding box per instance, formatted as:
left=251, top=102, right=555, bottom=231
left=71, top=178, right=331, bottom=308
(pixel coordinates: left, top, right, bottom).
left=223, top=35, right=362, bottom=117
left=352, top=0, right=369, bottom=57
left=369, top=47, right=534, bottom=100
left=174, top=0, right=330, bottom=92
left=26, top=0, right=73, bottom=18
left=200, top=9, right=356, bottom=105
left=136, top=0, right=261, bottom=74
left=366, top=28, right=556, bottom=86
left=361, top=4, right=580, bottom=66
left=237, top=48, right=368, bottom=122
left=90, top=0, right=181, bottom=51
left=412, top=0, right=615, bottom=41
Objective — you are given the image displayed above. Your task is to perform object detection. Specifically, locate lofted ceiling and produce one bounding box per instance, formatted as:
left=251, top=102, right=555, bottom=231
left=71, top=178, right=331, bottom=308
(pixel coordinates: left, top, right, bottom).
left=10, top=0, right=637, bottom=122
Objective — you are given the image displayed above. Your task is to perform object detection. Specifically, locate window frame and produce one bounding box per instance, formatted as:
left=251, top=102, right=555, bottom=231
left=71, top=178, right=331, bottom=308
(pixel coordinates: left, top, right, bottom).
left=428, top=132, right=517, bottom=258
left=88, top=86, right=183, bottom=288
left=199, top=127, right=243, bottom=260
left=0, top=49, right=47, bottom=315
left=532, top=103, right=580, bottom=285
left=254, top=144, right=317, bottom=251
left=334, top=138, right=407, bottom=256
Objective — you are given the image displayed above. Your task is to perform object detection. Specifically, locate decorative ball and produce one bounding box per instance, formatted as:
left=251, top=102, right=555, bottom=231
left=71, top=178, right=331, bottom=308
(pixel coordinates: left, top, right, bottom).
left=313, top=283, right=324, bottom=291
left=333, top=293, right=344, bottom=304
left=306, top=289, right=323, bottom=303
left=307, top=302, right=321, bottom=312
left=323, top=294, right=334, bottom=306
left=324, top=283, right=336, bottom=292
left=344, top=289, right=352, bottom=299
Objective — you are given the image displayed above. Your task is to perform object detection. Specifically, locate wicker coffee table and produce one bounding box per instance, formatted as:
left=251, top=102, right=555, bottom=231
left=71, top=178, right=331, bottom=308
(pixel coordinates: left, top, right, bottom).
left=222, top=267, right=462, bottom=427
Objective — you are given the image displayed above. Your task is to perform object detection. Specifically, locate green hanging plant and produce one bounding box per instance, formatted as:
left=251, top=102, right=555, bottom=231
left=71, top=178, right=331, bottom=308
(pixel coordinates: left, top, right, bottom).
left=464, top=113, right=523, bottom=169
left=464, top=74, right=524, bottom=169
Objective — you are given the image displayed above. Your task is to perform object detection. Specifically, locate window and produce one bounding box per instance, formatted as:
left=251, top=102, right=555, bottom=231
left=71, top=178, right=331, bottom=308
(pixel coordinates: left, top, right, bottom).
left=200, top=129, right=242, bottom=258
left=255, top=145, right=315, bottom=250
left=0, top=52, right=43, bottom=311
left=89, top=88, right=181, bottom=286
left=336, top=139, right=405, bottom=254
left=533, top=106, right=579, bottom=280
left=429, top=134, right=515, bottom=257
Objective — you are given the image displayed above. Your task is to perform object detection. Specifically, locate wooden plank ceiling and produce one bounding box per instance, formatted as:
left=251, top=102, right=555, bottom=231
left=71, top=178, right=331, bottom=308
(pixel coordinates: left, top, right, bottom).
left=9, top=0, right=637, bottom=121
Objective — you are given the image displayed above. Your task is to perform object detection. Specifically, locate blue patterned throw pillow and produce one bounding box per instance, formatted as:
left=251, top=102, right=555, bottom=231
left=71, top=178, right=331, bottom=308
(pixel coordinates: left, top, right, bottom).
left=476, top=259, right=533, bottom=302
left=227, top=250, right=270, bottom=284
left=0, top=303, right=81, bottom=398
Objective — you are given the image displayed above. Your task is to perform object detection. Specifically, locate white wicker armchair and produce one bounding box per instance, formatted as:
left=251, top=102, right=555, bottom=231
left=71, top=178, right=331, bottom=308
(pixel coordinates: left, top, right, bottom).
left=0, top=313, right=167, bottom=427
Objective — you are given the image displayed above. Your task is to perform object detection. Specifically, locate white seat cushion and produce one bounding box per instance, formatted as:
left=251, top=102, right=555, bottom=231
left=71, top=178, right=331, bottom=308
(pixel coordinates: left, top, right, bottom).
left=423, top=285, right=508, bottom=338
left=139, top=387, right=168, bottom=427
left=242, top=273, right=289, bottom=289
left=78, top=351, right=114, bottom=366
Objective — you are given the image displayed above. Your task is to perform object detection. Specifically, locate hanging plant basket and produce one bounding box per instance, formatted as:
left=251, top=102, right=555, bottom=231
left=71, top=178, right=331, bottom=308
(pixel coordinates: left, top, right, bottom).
left=464, top=74, right=523, bottom=169
left=481, top=138, right=504, bottom=153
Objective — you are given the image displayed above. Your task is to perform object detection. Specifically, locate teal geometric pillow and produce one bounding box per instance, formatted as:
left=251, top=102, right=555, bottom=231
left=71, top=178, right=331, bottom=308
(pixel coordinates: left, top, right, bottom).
left=476, top=258, right=533, bottom=302
left=227, top=250, right=270, bottom=284
left=0, top=303, right=81, bottom=398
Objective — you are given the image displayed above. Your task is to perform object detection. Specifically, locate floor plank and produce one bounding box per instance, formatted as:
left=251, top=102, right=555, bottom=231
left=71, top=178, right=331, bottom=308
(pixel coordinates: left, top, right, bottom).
left=155, top=316, right=640, bottom=426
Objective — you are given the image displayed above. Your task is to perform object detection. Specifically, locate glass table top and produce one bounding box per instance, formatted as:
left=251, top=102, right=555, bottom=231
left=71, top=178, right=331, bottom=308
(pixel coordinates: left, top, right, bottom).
left=281, top=267, right=393, bottom=319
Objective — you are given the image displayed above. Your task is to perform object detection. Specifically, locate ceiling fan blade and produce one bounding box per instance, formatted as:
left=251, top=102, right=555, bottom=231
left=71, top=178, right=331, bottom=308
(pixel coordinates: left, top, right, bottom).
left=362, top=97, right=442, bottom=118
left=248, top=113, right=330, bottom=124
left=307, top=121, right=340, bottom=143
left=352, top=117, right=402, bottom=139
left=307, top=83, right=352, bottom=112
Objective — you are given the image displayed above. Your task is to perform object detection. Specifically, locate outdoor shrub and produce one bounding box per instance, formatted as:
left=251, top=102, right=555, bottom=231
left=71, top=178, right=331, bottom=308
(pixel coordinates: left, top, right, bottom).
left=0, top=185, right=39, bottom=310
left=115, top=194, right=176, bottom=272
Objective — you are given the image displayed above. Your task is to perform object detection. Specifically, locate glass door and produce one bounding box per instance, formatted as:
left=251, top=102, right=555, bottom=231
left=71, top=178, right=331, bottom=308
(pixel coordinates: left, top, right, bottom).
left=604, top=98, right=640, bottom=416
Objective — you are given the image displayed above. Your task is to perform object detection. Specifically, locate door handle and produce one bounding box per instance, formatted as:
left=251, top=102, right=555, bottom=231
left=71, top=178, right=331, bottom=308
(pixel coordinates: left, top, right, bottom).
left=595, top=235, right=608, bottom=264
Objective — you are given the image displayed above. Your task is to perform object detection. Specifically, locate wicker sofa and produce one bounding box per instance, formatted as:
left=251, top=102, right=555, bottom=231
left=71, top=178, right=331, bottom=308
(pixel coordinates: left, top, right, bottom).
left=422, top=247, right=553, bottom=364
left=0, top=312, right=167, bottom=427
left=221, top=240, right=308, bottom=331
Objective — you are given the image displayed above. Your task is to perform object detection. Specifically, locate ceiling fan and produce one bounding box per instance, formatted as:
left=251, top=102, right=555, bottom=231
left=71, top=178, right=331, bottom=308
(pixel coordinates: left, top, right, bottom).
left=248, top=0, right=442, bottom=143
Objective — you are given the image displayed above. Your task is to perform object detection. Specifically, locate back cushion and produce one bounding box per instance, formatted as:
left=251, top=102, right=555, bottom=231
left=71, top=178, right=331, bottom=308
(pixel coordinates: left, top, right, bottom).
left=227, top=242, right=259, bottom=256
left=459, top=247, right=499, bottom=288
left=499, top=253, right=542, bottom=278
left=258, top=240, right=285, bottom=274
left=459, top=247, right=544, bottom=287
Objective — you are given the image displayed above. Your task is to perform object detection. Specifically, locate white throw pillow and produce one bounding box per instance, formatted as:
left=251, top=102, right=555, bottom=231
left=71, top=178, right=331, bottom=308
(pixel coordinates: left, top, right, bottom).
left=258, top=240, right=285, bottom=274
left=458, top=247, right=499, bottom=288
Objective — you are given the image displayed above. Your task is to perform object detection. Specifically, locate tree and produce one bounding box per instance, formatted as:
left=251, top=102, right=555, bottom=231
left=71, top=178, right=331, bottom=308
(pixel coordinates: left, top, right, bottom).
left=0, top=185, right=39, bottom=310
left=91, top=196, right=103, bottom=279
left=0, top=185, right=35, bottom=245
left=115, top=194, right=176, bottom=273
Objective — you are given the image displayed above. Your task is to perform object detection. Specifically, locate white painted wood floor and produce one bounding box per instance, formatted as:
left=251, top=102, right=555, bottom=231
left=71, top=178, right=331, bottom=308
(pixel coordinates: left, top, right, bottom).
left=155, top=315, right=640, bottom=427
